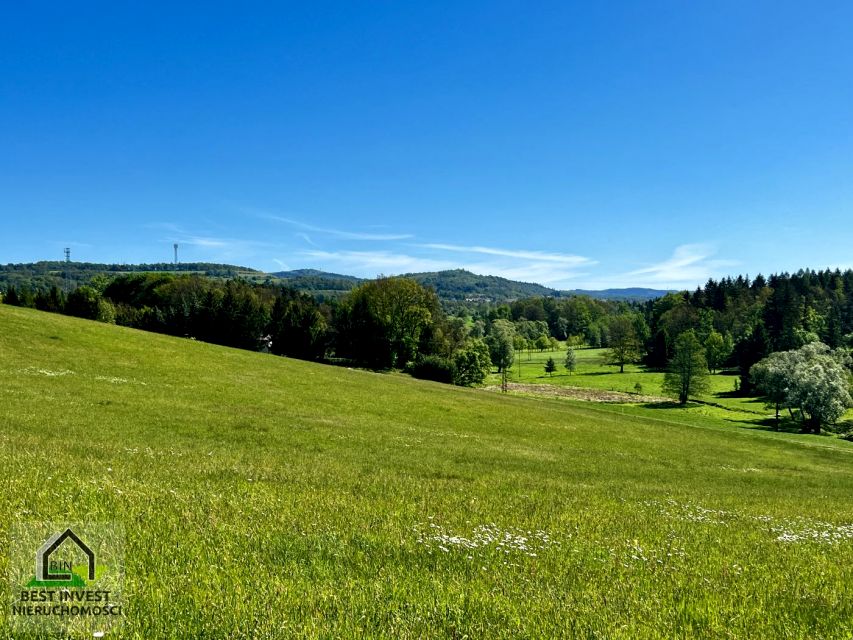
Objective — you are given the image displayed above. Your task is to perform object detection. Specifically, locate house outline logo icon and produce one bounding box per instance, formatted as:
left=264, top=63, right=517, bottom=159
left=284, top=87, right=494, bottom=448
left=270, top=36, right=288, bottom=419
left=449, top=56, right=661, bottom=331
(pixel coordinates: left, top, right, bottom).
left=35, top=528, right=95, bottom=583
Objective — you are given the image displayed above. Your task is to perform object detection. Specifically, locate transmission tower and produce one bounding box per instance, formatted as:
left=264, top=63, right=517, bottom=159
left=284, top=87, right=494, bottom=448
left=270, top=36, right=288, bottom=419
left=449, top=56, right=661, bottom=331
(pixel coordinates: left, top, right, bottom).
left=63, top=248, right=71, bottom=293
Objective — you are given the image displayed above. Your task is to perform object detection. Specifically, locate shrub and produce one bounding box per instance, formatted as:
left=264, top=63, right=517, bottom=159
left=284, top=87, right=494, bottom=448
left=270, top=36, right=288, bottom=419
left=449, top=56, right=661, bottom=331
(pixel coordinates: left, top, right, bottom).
left=97, top=299, right=116, bottom=324
left=409, top=355, right=455, bottom=384
left=65, top=286, right=103, bottom=320
left=453, top=339, right=492, bottom=387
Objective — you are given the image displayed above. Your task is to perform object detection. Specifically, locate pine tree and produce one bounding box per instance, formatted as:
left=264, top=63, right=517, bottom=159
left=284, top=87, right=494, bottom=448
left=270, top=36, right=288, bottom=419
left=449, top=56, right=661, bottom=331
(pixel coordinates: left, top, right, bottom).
left=544, top=357, right=557, bottom=377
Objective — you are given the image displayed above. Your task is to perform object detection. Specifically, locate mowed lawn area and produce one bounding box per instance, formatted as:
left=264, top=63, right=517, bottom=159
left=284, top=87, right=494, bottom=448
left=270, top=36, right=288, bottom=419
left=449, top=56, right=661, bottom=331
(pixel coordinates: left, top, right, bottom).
left=2, top=305, right=853, bottom=638
left=496, top=346, right=853, bottom=422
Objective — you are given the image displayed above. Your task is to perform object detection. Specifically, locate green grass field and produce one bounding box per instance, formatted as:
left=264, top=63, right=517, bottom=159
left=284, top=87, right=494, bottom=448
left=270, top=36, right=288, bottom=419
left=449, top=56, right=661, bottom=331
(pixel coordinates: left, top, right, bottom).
left=498, top=346, right=853, bottom=421
left=2, top=305, right=853, bottom=638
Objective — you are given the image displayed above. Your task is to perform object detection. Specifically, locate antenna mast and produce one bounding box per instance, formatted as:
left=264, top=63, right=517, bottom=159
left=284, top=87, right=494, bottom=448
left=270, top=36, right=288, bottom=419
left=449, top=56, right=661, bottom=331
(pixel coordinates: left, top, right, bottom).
left=173, top=243, right=178, bottom=266
left=63, top=248, right=71, bottom=293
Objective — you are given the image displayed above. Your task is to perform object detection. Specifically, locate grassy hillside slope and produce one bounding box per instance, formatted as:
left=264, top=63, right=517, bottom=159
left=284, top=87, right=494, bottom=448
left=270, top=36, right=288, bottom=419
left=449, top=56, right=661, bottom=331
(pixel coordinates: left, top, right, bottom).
left=1, top=305, right=852, bottom=638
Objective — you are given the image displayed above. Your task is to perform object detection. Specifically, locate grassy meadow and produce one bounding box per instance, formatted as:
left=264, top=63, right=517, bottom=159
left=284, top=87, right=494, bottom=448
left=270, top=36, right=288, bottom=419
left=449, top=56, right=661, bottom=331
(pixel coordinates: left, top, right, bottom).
left=505, top=346, right=737, bottom=396
left=2, top=305, right=853, bottom=638
left=497, top=345, right=853, bottom=421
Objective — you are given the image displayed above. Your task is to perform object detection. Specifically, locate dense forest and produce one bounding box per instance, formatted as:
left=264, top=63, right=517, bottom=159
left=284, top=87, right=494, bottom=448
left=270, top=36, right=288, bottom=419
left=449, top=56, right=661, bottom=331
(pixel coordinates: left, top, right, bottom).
left=645, top=270, right=853, bottom=388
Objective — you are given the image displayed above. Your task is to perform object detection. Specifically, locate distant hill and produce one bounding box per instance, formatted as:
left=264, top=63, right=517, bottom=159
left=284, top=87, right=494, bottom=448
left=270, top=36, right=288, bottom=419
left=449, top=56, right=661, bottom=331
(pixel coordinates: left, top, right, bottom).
left=390, top=270, right=669, bottom=302
left=562, top=287, right=672, bottom=301
left=269, top=268, right=554, bottom=302
left=3, top=262, right=670, bottom=303
left=0, top=261, right=260, bottom=292
left=268, top=268, right=559, bottom=302
left=404, top=269, right=556, bottom=301
left=270, top=269, right=364, bottom=300
left=272, top=268, right=361, bottom=282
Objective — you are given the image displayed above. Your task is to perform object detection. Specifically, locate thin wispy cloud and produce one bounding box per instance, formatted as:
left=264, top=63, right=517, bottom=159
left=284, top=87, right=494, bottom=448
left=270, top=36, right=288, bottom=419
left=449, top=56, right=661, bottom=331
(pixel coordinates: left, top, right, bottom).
left=301, top=250, right=451, bottom=274
left=295, top=232, right=319, bottom=247
left=627, top=244, right=737, bottom=284
left=142, top=219, right=728, bottom=291
left=150, top=223, right=281, bottom=262
left=182, top=236, right=230, bottom=249
left=584, top=244, right=738, bottom=289
left=465, top=262, right=591, bottom=285
left=299, top=249, right=591, bottom=286
left=272, top=258, right=291, bottom=271
left=420, top=243, right=596, bottom=266
left=262, top=214, right=413, bottom=241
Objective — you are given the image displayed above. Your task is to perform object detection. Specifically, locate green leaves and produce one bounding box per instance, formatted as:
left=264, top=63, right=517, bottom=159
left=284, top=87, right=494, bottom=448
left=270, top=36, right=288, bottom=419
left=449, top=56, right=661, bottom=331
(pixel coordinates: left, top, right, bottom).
left=662, top=330, right=711, bottom=404
left=336, top=277, right=442, bottom=369
left=753, top=342, right=853, bottom=432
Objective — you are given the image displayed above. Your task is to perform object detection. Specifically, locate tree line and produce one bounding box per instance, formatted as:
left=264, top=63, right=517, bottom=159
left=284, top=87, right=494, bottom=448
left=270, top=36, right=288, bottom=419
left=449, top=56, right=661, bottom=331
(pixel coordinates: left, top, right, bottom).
left=455, top=269, right=853, bottom=428
left=4, top=267, right=853, bottom=429
left=0, top=273, right=495, bottom=387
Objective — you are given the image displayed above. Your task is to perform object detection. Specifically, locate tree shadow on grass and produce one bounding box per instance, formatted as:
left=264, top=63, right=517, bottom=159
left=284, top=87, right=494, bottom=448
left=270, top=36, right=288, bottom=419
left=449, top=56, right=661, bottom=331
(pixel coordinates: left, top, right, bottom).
left=576, top=371, right=621, bottom=377
left=725, top=416, right=836, bottom=436
left=715, top=390, right=741, bottom=398
left=633, top=400, right=846, bottom=440
left=529, top=373, right=579, bottom=379
left=639, top=401, right=687, bottom=410
left=732, top=417, right=792, bottom=433
left=715, top=390, right=766, bottom=404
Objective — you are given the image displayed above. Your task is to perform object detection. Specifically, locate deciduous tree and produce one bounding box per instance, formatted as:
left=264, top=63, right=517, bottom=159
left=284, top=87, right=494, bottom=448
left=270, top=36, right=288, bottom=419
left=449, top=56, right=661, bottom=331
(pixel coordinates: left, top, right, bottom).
left=452, top=339, right=492, bottom=386
left=564, top=347, right=577, bottom=375
left=753, top=342, right=852, bottom=434
left=604, top=315, right=642, bottom=373
left=486, top=319, right=515, bottom=373
left=335, top=277, right=441, bottom=369
left=662, top=330, right=711, bottom=404
left=704, top=330, right=729, bottom=373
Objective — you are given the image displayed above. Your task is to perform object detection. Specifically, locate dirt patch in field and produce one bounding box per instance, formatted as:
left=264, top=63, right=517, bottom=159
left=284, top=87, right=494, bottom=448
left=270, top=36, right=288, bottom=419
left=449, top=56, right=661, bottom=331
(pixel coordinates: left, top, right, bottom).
left=483, top=382, right=669, bottom=404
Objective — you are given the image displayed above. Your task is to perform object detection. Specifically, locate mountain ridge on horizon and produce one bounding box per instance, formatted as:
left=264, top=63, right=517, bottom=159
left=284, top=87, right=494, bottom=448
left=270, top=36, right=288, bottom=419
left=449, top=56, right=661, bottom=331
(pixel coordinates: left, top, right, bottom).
left=0, top=260, right=672, bottom=302
left=270, top=267, right=672, bottom=301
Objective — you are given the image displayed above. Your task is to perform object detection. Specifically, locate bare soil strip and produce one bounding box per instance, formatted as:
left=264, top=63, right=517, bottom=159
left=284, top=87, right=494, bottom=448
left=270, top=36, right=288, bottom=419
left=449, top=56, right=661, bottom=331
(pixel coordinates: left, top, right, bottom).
left=483, top=382, right=669, bottom=404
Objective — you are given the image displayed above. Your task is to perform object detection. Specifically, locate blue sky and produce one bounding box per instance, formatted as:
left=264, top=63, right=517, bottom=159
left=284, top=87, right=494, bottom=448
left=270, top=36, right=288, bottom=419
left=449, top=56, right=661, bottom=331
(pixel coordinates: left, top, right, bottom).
left=2, top=1, right=852, bottom=289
